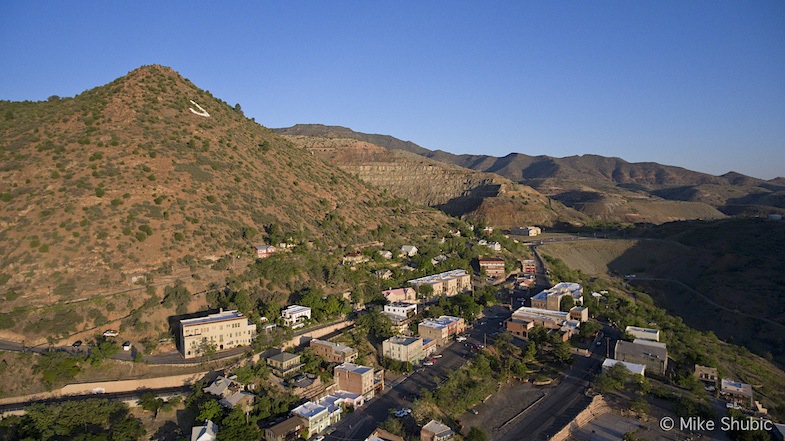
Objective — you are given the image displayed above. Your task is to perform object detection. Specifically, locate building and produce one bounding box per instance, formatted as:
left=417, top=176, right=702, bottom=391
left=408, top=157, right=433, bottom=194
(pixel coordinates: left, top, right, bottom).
left=421, top=420, right=454, bottom=441
left=505, top=307, right=581, bottom=341
left=721, top=379, right=754, bottom=407
left=694, top=365, right=719, bottom=385
left=382, top=287, right=417, bottom=303
left=569, top=306, right=589, bottom=322
left=530, top=283, right=583, bottom=311
left=602, top=358, right=646, bottom=376
left=522, top=260, right=536, bottom=273
left=282, top=305, right=311, bottom=327
left=614, top=340, right=668, bottom=376
left=488, top=241, right=502, bottom=251
left=378, top=250, right=393, bottom=259
left=366, top=428, right=405, bottom=441
left=382, top=336, right=424, bottom=364
left=254, top=244, right=277, bottom=259
left=291, top=401, right=338, bottom=438
left=401, top=245, right=419, bottom=257
left=266, top=352, right=303, bottom=377
left=179, top=309, right=257, bottom=359
left=769, top=214, right=783, bottom=221
left=309, top=339, right=358, bottom=363
left=408, top=270, right=472, bottom=297
left=625, top=326, right=660, bottom=342
left=191, top=420, right=218, bottom=441
left=418, top=316, right=465, bottom=346
left=511, top=226, right=541, bottom=237
left=264, top=415, right=306, bottom=441
left=479, top=257, right=506, bottom=278
left=334, top=362, right=379, bottom=399
left=343, top=253, right=370, bottom=265
left=384, top=302, right=418, bottom=320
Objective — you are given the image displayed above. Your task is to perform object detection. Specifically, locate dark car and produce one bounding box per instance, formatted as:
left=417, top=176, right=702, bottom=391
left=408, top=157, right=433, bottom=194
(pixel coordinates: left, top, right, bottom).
left=72, top=340, right=83, bottom=348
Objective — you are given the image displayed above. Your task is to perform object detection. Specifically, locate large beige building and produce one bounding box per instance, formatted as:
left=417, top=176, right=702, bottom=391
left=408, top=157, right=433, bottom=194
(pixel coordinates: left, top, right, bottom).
left=614, top=339, right=668, bottom=376
left=504, top=306, right=583, bottom=341
left=418, top=316, right=465, bottom=346
left=179, top=309, right=256, bottom=359
left=309, top=339, right=357, bottom=363
left=382, top=336, right=425, bottom=364
left=408, top=270, right=471, bottom=297
left=530, top=282, right=583, bottom=311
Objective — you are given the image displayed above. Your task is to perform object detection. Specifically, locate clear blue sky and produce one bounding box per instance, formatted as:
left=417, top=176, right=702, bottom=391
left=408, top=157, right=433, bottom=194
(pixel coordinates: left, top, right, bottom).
left=2, top=1, right=784, bottom=179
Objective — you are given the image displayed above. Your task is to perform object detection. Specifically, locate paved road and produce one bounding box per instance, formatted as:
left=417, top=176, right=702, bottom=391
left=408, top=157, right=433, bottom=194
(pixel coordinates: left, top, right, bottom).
left=325, top=309, right=510, bottom=441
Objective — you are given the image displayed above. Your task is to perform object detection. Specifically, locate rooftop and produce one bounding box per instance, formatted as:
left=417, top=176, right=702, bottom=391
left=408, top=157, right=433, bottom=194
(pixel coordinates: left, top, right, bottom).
left=266, top=415, right=306, bottom=437
left=626, top=326, right=660, bottom=335
left=335, top=362, right=373, bottom=375
left=181, top=309, right=248, bottom=327
left=721, top=379, right=753, bottom=397
left=511, top=306, right=570, bottom=321
left=420, top=315, right=462, bottom=329
left=602, top=358, right=646, bottom=376
left=282, top=305, right=310, bottom=315
left=386, top=336, right=422, bottom=346
left=267, top=352, right=300, bottom=363
left=408, top=269, right=469, bottom=284
left=632, top=339, right=667, bottom=349
left=615, top=340, right=668, bottom=360
left=422, top=420, right=453, bottom=436
left=291, top=401, right=328, bottom=419
left=311, top=339, right=355, bottom=354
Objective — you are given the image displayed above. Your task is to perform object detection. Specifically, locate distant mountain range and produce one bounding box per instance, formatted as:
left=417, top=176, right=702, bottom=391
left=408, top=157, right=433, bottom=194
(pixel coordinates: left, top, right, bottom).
left=275, top=124, right=785, bottom=221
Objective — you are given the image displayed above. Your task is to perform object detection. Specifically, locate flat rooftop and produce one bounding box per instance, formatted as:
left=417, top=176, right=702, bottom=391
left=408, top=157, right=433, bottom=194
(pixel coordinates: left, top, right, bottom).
left=626, top=326, right=660, bottom=335
left=721, top=379, right=753, bottom=397
left=311, top=339, right=355, bottom=354
left=408, top=269, right=469, bottom=284
left=292, top=401, right=327, bottom=419
left=335, top=362, right=373, bottom=375
left=602, top=358, right=646, bottom=375
left=180, top=309, right=247, bottom=327
left=616, top=340, right=667, bottom=360
left=282, top=305, right=310, bottom=314
left=420, top=315, right=462, bottom=329
left=387, top=336, right=421, bottom=346
left=511, top=306, right=570, bottom=321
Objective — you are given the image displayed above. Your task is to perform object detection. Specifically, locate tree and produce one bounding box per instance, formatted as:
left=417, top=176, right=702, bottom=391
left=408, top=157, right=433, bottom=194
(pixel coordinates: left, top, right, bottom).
left=417, top=283, right=434, bottom=300
left=560, top=295, right=575, bottom=312
left=233, top=103, right=244, bottom=115
left=198, top=399, right=223, bottom=423
left=552, top=339, right=573, bottom=364
left=467, top=427, right=488, bottom=441
left=139, top=391, right=165, bottom=419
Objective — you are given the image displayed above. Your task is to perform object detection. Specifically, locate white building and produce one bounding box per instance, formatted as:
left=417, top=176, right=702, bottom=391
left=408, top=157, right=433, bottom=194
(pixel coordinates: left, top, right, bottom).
left=282, top=305, right=312, bottom=327
left=191, top=420, right=218, bottom=441
left=625, top=326, right=660, bottom=342
left=383, top=302, right=418, bottom=320
left=602, top=358, right=646, bottom=376
left=401, top=245, right=419, bottom=257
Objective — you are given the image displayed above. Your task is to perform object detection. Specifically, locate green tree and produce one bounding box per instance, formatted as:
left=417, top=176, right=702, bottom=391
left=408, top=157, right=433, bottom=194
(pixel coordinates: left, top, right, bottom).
left=139, top=391, right=165, bottom=419
left=467, top=427, right=488, bottom=441
left=560, top=295, right=575, bottom=312
left=198, top=399, right=223, bottom=423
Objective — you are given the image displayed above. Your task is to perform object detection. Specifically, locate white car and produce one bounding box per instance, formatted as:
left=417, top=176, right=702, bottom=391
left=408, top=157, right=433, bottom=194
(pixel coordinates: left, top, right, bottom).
left=102, top=330, right=119, bottom=338
left=456, top=336, right=467, bottom=342
left=423, top=361, right=434, bottom=366
left=433, top=354, right=443, bottom=358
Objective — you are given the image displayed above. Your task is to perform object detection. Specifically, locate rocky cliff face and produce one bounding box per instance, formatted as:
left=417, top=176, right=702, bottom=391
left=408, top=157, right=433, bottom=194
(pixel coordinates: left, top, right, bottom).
left=282, top=135, right=583, bottom=226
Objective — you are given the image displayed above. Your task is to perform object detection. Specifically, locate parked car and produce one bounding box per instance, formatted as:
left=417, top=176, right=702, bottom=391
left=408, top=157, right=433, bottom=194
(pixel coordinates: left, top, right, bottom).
left=102, top=330, right=119, bottom=338
left=469, top=408, right=479, bottom=415
left=72, top=340, right=83, bottom=348
left=433, top=354, right=443, bottom=358
left=456, top=336, right=467, bottom=342
left=122, top=341, right=132, bottom=351
left=423, top=361, right=434, bottom=366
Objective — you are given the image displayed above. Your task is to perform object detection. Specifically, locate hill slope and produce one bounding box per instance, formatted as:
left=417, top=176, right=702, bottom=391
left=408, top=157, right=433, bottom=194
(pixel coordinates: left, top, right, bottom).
left=0, top=65, right=449, bottom=316
left=277, top=132, right=586, bottom=227
left=275, top=125, right=742, bottom=224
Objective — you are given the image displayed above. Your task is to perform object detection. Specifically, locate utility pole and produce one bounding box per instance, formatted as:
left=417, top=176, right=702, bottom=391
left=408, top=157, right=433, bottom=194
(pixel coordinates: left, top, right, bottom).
left=605, top=336, right=611, bottom=358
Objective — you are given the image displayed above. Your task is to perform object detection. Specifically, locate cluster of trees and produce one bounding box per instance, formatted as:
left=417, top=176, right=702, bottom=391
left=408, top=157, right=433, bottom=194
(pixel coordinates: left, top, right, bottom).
left=0, top=399, right=145, bottom=440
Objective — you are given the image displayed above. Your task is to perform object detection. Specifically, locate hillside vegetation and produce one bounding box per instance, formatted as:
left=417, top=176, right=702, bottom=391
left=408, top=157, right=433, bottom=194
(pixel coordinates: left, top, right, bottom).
left=538, top=218, right=785, bottom=366
left=0, top=65, right=451, bottom=343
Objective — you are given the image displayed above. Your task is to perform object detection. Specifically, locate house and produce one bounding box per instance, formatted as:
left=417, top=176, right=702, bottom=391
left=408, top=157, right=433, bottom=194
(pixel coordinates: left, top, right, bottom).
left=694, top=365, right=719, bottom=385
left=505, top=307, right=581, bottom=341
left=383, top=302, right=418, bottom=320
left=378, top=250, right=393, bottom=259
left=479, top=257, right=505, bottom=278
left=482, top=226, right=494, bottom=234
left=334, top=362, right=378, bottom=399
left=408, top=270, right=472, bottom=297
left=602, top=358, right=646, bottom=376
left=373, top=269, right=393, bottom=280
left=309, top=339, right=358, bottom=363
left=511, top=226, right=541, bottom=237
left=342, top=252, right=370, bottom=265
left=401, top=245, right=419, bottom=257
left=203, top=375, right=241, bottom=398
left=614, top=340, right=668, bottom=376
left=382, top=287, right=417, bottom=303
left=191, top=420, right=218, bottom=441
left=382, top=336, right=424, bottom=364
left=530, top=282, right=583, bottom=311
left=430, top=254, right=448, bottom=266
left=487, top=241, right=502, bottom=251
left=178, top=309, right=257, bottom=359
left=254, top=244, right=277, bottom=259
left=282, top=305, right=311, bottom=327
left=219, top=391, right=256, bottom=413
left=421, top=420, right=454, bottom=441
left=365, top=428, right=405, bottom=441
left=266, top=352, right=303, bottom=377
left=522, top=260, right=536, bottom=273
left=721, top=379, right=754, bottom=407
left=418, top=316, right=465, bottom=346
left=625, top=326, right=660, bottom=342
left=264, top=415, right=307, bottom=441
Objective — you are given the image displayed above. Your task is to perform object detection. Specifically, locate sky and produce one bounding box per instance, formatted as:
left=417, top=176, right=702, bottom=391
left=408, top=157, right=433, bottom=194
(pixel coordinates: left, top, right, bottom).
left=2, top=1, right=784, bottom=179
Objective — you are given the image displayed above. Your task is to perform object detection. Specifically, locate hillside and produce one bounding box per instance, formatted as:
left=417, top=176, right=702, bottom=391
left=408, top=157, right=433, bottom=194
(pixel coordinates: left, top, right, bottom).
left=537, top=218, right=785, bottom=365
left=0, top=65, right=452, bottom=342
left=274, top=125, right=748, bottom=224
left=277, top=133, right=586, bottom=227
